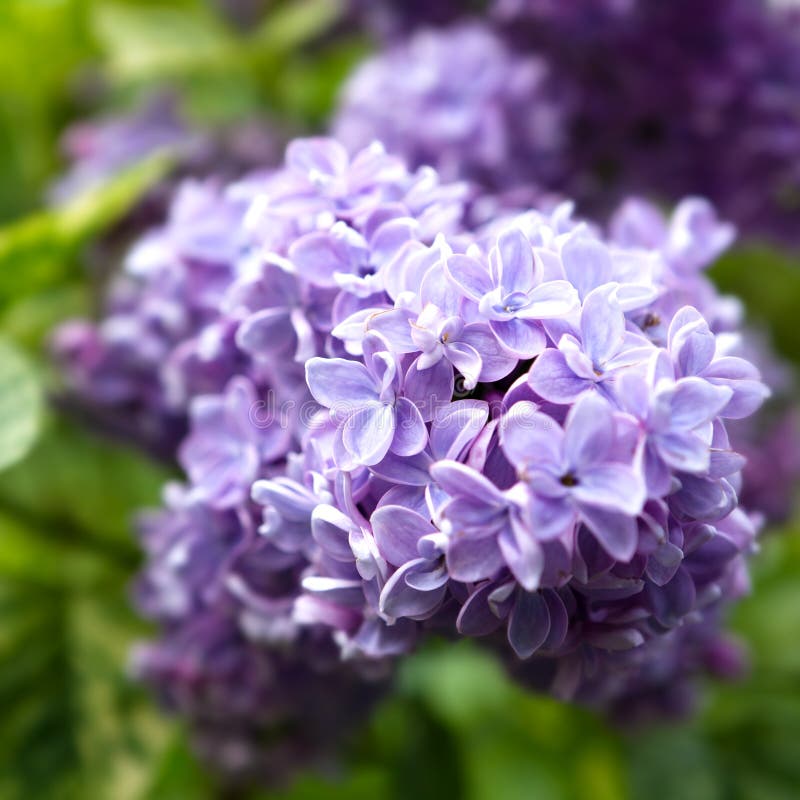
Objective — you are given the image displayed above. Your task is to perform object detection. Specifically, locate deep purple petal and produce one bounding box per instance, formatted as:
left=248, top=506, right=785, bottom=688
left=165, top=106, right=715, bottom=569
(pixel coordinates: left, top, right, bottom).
left=507, top=588, right=551, bottom=659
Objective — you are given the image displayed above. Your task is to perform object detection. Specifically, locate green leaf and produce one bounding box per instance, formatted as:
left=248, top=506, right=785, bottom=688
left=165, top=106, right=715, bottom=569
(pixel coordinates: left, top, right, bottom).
left=0, top=0, right=96, bottom=222
left=0, top=152, right=172, bottom=307
left=94, top=3, right=238, bottom=83
left=0, top=572, right=177, bottom=800
left=711, top=245, right=800, bottom=362
left=0, top=416, right=172, bottom=557
left=0, top=337, right=43, bottom=472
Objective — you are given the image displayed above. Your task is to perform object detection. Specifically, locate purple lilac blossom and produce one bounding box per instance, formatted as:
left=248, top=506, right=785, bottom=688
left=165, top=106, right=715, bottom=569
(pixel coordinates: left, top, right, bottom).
left=336, top=2, right=800, bottom=245
left=237, top=150, right=767, bottom=701
left=54, top=138, right=467, bottom=455
left=333, top=23, right=565, bottom=190
left=133, top=484, right=388, bottom=785
left=58, top=139, right=773, bottom=726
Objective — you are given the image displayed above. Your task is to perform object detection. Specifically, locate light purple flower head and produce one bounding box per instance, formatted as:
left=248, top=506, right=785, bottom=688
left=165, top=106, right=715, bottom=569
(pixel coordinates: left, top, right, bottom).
left=337, top=3, right=800, bottom=245
left=242, top=152, right=768, bottom=704
left=334, top=24, right=565, bottom=190
left=57, top=138, right=774, bottom=728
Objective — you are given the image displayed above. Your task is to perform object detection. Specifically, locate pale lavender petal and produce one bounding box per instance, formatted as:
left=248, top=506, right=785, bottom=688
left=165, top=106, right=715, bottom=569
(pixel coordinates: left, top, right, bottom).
left=561, top=233, right=613, bottom=299
left=379, top=559, right=448, bottom=619
left=236, top=308, right=293, bottom=357
left=459, top=323, right=517, bottom=382
left=494, top=228, right=534, bottom=295
left=516, top=280, right=579, bottom=319
left=429, top=399, right=489, bottom=462
left=311, top=504, right=357, bottom=561
left=499, top=516, right=545, bottom=590
left=366, top=308, right=417, bottom=352
left=371, top=451, right=432, bottom=486
left=341, top=401, right=395, bottom=466
left=573, top=463, right=645, bottom=515
left=430, top=460, right=506, bottom=505
left=563, top=393, right=615, bottom=468
left=578, top=506, right=638, bottom=561
left=500, top=400, right=563, bottom=469
left=490, top=318, right=546, bottom=357
left=446, top=534, right=505, bottom=582
left=306, top=357, right=377, bottom=409
left=528, top=348, right=590, bottom=404
left=446, top=254, right=493, bottom=301
left=580, top=284, right=625, bottom=366
left=289, top=231, right=350, bottom=287
left=403, top=356, right=454, bottom=420
left=656, top=431, right=711, bottom=474
left=372, top=505, right=435, bottom=566
left=286, top=137, right=348, bottom=176
left=446, top=341, right=483, bottom=389
left=390, top=396, right=428, bottom=456
left=526, top=495, right=576, bottom=541
left=667, top=378, right=733, bottom=429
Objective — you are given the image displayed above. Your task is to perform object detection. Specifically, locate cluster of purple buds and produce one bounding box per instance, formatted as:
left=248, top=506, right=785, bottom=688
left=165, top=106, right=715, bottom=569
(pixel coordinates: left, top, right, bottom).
left=56, top=138, right=773, bottom=749
left=335, top=0, right=800, bottom=245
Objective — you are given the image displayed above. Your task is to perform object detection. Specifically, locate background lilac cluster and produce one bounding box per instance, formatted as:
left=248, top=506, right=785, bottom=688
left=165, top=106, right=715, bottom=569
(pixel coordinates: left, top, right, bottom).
left=337, top=0, right=800, bottom=246
left=54, top=136, right=784, bottom=760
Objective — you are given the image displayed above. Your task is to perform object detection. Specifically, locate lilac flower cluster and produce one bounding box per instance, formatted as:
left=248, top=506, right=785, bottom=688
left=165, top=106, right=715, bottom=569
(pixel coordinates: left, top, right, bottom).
left=335, top=0, right=800, bottom=245
left=334, top=23, right=565, bottom=192
left=56, top=138, right=772, bottom=742
left=260, top=190, right=768, bottom=682
left=53, top=138, right=464, bottom=455
left=69, top=139, right=470, bottom=776
left=132, top=485, right=388, bottom=784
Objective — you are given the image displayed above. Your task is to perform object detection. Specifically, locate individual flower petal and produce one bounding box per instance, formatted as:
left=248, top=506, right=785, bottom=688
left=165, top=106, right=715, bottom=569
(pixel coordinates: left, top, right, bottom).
left=527, top=348, right=589, bottom=404
left=507, top=588, right=551, bottom=659
left=341, top=401, right=395, bottom=466
left=372, top=505, right=435, bottom=566
left=390, top=396, right=429, bottom=456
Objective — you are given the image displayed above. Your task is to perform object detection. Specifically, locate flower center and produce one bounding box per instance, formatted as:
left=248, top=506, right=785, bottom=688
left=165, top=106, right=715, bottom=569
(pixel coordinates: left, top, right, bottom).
left=560, top=472, right=579, bottom=487
left=500, top=291, right=529, bottom=314
left=642, top=312, right=661, bottom=329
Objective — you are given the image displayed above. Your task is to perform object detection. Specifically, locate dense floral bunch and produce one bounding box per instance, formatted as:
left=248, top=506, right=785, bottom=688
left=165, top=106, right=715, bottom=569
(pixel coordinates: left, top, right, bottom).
left=55, top=138, right=775, bottom=760
left=59, top=139, right=470, bottom=776
left=335, top=0, right=800, bottom=245
left=252, top=188, right=769, bottom=681
left=53, top=138, right=465, bottom=454
left=132, top=486, right=388, bottom=784
left=334, top=23, right=565, bottom=192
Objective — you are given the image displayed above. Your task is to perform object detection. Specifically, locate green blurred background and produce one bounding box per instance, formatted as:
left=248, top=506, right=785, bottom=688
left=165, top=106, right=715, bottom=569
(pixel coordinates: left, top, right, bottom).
left=0, top=2, right=798, bottom=798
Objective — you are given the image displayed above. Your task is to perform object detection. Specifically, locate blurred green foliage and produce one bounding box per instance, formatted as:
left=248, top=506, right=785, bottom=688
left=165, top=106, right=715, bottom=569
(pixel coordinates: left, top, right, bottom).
left=0, top=1, right=798, bottom=799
